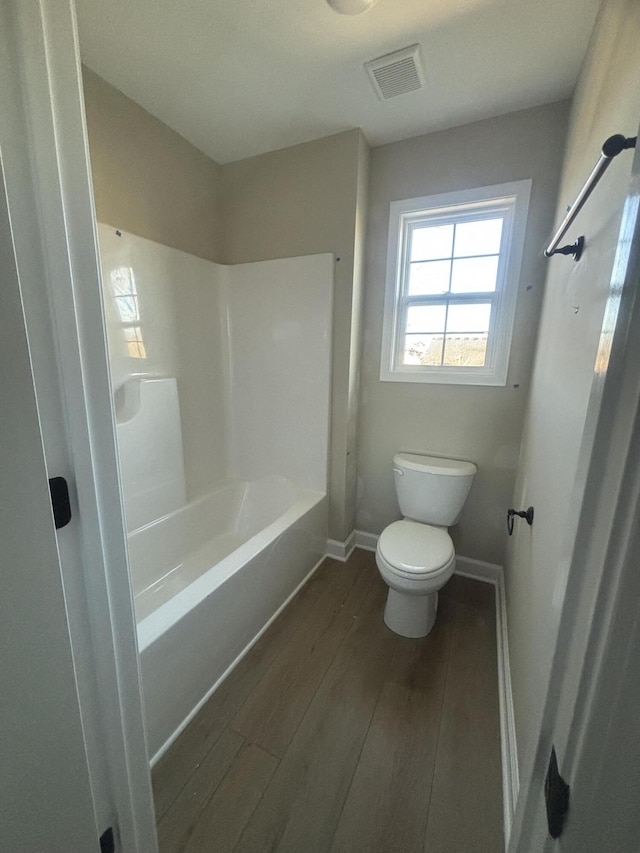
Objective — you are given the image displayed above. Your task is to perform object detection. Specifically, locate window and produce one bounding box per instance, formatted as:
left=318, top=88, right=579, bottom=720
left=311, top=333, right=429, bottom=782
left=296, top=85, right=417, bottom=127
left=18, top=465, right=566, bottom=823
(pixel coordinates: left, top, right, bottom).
left=380, top=181, right=531, bottom=385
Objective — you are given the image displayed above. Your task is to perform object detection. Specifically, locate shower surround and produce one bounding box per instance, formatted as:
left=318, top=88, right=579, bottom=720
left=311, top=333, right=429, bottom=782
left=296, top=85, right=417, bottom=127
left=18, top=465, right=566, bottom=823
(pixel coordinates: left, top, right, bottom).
left=99, top=225, right=333, bottom=759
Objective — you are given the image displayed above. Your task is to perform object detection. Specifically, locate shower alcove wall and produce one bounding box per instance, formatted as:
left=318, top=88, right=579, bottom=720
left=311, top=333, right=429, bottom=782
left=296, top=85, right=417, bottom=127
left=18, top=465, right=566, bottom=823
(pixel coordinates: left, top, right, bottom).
left=99, top=225, right=333, bottom=759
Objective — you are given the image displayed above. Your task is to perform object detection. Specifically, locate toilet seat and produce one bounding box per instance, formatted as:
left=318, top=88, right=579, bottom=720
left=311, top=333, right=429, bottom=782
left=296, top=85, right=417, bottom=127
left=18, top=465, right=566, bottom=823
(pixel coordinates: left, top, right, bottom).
left=377, top=520, right=454, bottom=580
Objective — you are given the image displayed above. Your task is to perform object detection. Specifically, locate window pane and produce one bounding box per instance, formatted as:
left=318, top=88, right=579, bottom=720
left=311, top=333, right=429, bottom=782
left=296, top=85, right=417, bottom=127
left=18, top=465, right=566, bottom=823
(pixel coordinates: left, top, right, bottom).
left=410, top=224, right=454, bottom=261
left=446, top=303, right=491, bottom=333
left=406, top=304, right=446, bottom=334
left=454, top=218, right=503, bottom=257
left=443, top=333, right=488, bottom=366
left=403, top=334, right=443, bottom=366
left=451, top=256, right=499, bottom=293
left=408, top=260, right=451, bottom=295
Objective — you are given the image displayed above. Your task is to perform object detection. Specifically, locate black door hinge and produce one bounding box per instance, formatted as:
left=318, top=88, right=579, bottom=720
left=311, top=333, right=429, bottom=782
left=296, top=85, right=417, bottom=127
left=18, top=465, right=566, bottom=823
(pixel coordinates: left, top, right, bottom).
left=545, top=745, right=570, bottom=839
left=100, top=826, right=115, bottom=853
left=48, top=476, right=72, bottom=530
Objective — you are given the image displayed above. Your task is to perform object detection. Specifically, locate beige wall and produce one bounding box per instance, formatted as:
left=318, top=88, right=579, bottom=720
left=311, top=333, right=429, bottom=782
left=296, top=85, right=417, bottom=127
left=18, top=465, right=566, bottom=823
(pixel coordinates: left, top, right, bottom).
left=357, top=102, right=569, bottom=565
left=219, top=129, right=370, bottom=541
left=506, top=0, right=640, bottom=768
left=83, top=67, right=222, bottom=262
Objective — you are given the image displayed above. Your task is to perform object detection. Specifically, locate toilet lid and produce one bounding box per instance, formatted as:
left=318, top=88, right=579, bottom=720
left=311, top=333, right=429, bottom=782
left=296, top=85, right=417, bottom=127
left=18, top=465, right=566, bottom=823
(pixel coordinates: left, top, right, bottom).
left=378, top=520, right=454, bottom=575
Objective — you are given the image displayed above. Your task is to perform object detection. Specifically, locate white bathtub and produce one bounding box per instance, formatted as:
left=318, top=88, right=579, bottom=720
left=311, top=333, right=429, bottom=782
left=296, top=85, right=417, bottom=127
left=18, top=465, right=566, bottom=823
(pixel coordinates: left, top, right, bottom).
left=131, top=475, right=327, bottom=760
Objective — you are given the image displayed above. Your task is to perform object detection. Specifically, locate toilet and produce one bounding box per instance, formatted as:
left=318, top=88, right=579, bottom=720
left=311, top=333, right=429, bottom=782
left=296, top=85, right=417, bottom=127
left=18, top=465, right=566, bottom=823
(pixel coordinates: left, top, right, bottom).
left=376, top=452, right=477, bottom=638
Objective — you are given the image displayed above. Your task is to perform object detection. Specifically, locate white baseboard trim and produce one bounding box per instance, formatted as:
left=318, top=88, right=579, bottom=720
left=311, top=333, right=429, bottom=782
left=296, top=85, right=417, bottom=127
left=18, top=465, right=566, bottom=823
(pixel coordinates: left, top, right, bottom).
left=326, top=531, right=356, bottom=562
left=456, top=555, right=519, bottom=845
left=326, top=529, right=377, bottom=559
left=454, top=554, right=502, bottom=584
left=354, top=529, right=378, bottom=552
left=149, top=553, right=326, bottom=767
left=495, top=569, right=519, bottom=845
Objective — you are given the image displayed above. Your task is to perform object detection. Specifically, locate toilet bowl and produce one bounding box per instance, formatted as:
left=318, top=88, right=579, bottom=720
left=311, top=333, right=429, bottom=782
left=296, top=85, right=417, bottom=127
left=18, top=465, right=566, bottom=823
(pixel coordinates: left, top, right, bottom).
left=375, top=453, right=476, bottom=638
left=376, top=519, right=455, bottom=638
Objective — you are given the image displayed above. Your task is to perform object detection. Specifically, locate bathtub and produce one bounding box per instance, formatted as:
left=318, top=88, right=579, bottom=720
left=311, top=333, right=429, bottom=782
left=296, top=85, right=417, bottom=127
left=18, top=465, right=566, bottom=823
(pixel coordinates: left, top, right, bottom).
left=132, top=475, right=327, bottom=760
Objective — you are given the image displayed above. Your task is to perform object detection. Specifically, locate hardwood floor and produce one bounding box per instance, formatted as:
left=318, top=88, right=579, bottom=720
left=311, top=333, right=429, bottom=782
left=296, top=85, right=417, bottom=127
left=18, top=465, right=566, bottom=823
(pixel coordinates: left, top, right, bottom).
left=152, top=549, right=503, bottom=853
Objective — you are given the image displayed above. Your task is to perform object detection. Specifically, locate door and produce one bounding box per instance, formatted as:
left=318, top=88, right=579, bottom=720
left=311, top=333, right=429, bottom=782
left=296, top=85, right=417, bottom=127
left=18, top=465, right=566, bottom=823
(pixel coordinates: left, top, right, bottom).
left=0, top=158, right=100, bottom=852
left=511, top=132, right=640, bottom=851
left=558, top=514, right=640, bottom=851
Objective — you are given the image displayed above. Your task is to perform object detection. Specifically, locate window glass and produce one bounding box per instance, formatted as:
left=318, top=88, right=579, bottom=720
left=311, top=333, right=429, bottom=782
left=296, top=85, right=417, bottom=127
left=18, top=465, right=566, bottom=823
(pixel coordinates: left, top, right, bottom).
left=443, top=334, right=488, bottom=366
left=406, top=304, right=447, bottom=334
left=410, top=224, right=453, bottom=261
left=403, top=334, right=444, bottom=366
left=453, top=217, right=503, bottom=257
left=450, top=256, right=499, bottom=293
left=408, top=260, right=451, bottom=295
left=446, top=302, right=491, bottom=333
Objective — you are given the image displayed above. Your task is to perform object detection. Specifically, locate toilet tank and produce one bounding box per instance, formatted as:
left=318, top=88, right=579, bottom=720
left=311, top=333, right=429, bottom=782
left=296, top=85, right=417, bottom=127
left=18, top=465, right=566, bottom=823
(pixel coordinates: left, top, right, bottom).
left=393, top=453, right=477, bottom=527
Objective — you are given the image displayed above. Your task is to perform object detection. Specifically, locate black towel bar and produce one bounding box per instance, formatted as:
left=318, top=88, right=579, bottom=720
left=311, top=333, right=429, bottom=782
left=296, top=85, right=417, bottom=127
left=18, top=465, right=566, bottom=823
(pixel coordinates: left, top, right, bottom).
left=544, top=134, right=636, bottom=261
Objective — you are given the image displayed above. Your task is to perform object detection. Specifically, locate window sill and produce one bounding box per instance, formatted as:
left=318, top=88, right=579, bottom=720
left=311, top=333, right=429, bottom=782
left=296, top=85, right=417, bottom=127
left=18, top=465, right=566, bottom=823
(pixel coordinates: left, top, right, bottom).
left=379, top=366, right=509, bottom=386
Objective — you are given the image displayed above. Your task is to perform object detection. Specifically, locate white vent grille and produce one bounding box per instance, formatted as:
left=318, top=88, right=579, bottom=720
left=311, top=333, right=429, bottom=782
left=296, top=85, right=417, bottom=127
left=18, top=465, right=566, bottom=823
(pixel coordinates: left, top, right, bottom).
left=365, top=44, right=425, bottom=101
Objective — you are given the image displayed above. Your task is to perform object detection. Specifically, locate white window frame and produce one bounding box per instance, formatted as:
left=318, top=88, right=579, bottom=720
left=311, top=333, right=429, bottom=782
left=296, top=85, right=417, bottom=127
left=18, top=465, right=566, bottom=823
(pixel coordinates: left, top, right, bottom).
left=380, top=180, right=532, bottom=386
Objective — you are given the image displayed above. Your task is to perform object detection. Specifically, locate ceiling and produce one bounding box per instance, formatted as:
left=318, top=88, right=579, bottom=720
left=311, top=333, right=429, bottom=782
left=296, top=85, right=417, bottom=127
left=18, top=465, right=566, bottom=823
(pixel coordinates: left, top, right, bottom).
left=75, top=0, right=601, bottom=165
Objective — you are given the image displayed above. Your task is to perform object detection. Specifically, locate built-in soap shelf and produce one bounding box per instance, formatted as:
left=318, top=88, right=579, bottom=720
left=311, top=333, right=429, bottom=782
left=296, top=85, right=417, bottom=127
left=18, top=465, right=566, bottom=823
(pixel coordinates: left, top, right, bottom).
left=115, top=376, right=187, bottom=532
left=113, top=375, right=146, bottom=424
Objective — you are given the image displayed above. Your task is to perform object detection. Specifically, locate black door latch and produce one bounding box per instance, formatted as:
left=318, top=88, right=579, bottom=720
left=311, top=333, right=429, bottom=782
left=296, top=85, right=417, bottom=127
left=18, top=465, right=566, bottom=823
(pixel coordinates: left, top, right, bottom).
left=48, top=476, right=72, bottom=530
left=100, top=827, right=115, bottom=853
left=545, top=745, right=570, bottom=839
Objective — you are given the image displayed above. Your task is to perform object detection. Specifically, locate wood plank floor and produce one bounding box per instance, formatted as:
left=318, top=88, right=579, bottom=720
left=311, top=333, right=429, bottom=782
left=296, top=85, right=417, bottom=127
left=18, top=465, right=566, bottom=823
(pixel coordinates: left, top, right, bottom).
left=152, top=549, right=503, bottom=853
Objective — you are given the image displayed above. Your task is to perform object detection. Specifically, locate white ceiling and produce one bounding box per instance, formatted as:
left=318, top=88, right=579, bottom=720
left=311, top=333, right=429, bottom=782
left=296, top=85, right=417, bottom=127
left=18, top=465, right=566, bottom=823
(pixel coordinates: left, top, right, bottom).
left=75, top=0, right=601, bottom=165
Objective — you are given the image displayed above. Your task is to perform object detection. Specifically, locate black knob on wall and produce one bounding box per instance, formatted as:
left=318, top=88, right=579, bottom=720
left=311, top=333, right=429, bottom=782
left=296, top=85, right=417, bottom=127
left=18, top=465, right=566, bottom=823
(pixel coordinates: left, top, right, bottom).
left=507, top=506, right=534, bottom=536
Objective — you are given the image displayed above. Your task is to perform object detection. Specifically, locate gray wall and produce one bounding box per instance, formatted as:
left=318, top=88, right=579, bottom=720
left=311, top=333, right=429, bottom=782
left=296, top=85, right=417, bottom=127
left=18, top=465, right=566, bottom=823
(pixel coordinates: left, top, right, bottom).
left=219, top=130, right=370, bottom=541
left=506, top=0, right=640, bottom=767
left=83, top=67, right=222, bottom=263
left=357, top=101, right=569, bottom=565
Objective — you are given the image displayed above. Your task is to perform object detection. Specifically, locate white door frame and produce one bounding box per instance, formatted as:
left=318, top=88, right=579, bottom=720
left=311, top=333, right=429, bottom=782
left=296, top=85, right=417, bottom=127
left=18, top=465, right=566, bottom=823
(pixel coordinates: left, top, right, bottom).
left=1, top=2, right=157, bottom=850
left=510, top=133, right=640, bottom=849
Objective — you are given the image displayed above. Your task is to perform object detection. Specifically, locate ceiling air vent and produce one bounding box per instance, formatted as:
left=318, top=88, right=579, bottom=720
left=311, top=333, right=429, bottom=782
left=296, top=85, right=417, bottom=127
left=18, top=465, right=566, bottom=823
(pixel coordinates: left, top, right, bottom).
left=365, top=44, right=425, bottom=101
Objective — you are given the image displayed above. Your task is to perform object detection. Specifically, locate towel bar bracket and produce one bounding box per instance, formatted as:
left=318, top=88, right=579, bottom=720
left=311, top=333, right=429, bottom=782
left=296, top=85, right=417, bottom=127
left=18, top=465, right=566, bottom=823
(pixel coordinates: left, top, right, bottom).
left=545, top=235, right=585, bottom=262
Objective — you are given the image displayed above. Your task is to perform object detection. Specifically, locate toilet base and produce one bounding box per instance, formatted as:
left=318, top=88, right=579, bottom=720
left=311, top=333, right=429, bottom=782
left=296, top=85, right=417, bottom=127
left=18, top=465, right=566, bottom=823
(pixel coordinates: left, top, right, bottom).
left=383, top=588, right=438, bottom=639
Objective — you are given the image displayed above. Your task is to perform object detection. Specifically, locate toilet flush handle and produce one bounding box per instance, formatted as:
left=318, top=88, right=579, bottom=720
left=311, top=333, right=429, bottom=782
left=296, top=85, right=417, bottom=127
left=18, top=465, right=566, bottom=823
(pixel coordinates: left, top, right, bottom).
left=392, top=467, right=405, bottom=476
